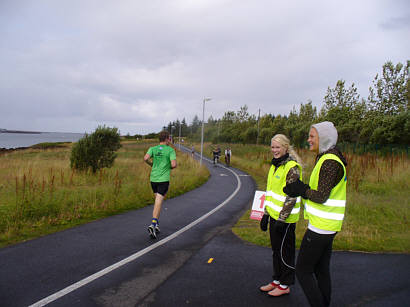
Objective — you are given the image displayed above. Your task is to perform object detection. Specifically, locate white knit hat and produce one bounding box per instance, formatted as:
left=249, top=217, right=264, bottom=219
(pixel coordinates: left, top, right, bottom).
left=311, top=121, right=338, bottom=153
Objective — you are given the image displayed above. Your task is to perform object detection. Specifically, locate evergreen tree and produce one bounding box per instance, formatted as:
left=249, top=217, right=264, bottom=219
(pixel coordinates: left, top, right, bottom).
left=368, top=61, right=409, bottom=116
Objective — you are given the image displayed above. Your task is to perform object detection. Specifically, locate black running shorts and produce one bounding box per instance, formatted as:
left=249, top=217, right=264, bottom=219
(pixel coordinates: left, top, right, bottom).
left=150, top=181, right=169, bottom=196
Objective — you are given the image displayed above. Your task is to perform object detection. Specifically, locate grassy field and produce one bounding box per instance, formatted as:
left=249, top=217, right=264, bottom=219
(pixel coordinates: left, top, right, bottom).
left=2, top=139, right=408, bottom=253
left=200, top=142, right=410, bottom=253
left=0, top=140, right=209, bottom=247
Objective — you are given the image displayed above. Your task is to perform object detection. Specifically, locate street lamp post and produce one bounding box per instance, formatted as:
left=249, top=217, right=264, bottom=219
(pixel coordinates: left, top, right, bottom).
left=171, top=125, right=175, bottom=144
left=200, top=97, right=212, bottom=165
left=178, top=122, right=182, bottom=149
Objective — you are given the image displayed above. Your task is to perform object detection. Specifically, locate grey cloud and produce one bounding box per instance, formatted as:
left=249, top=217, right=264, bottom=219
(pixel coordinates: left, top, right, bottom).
left=380, top=16, right=410, bottom=30
left=1, top=0, right=409, bottom=134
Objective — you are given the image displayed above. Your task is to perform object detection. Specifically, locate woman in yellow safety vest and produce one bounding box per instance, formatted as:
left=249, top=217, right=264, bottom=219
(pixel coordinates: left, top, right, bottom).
left=259, top=134, right=303, bottom=297
left=284, top=121, right=347, bottom=307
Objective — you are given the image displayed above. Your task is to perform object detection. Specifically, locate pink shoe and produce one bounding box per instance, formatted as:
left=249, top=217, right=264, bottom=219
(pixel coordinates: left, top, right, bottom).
left=259, top=282, right=279, bottom=292
left=267, top=285, right=290, bottom=297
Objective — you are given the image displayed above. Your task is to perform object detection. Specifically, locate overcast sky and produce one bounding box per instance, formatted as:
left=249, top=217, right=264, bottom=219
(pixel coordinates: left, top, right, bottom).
left=1, top=0, right=409, bottom=135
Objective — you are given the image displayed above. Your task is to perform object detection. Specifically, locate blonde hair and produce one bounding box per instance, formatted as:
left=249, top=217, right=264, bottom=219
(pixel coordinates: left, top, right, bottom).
left=271, top=134, right=303, bottom=165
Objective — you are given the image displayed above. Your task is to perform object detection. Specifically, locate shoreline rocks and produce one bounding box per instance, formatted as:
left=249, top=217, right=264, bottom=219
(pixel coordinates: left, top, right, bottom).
left=0, top=146, right=30, bottom=153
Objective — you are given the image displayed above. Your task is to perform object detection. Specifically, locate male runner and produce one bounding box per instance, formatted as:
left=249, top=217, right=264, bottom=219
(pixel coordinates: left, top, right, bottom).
left=225, top=147, right=232, bottom=166
left=212, top=146, right=221, bottom=165
left=144, top=131, right=177, bottom=239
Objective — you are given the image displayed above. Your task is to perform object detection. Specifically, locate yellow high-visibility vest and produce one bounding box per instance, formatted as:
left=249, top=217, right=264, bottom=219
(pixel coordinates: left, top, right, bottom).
left=265, top=160, right=302, bottom=223
left=305, top=153, right=347, bottom=231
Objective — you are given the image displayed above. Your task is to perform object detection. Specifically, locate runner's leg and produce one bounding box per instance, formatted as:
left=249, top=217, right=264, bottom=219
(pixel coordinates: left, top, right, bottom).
left=152, top=193, right=164, bottom=219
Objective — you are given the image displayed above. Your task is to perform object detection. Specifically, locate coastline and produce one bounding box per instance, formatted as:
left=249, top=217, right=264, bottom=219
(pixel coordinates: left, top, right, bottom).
left=0, top=129, right=42, bottom=134
left=0, top=146, right=30, bottom=153
left=0, top=131, right=85, bottom=150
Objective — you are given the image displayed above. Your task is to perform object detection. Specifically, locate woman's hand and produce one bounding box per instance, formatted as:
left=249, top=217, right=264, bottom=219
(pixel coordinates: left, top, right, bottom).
left=283, top=179, right=310, bottom=198
left=260, top=214, right=269, bottom=231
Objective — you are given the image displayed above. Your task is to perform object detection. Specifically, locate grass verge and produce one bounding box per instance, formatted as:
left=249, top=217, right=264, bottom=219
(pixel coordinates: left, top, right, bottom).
left=0, top=140, right=209, bottom=247
left=197, top=142, right=410, bottom=253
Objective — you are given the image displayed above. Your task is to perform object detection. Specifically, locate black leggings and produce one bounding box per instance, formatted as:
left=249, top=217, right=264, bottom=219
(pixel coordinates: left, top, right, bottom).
left=269, top=218, right=296, bottom=285
left=296, top=229, right=336, bottom=307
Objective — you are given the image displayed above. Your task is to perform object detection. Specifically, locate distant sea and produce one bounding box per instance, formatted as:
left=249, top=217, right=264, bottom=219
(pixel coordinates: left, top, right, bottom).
left=0, top=132, right=85, bottom=149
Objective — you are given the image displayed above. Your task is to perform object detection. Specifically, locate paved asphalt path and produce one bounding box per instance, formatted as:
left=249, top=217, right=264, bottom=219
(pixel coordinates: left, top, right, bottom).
left=0, top=146, right=255, bottom=307
left=1, top=145, right=409, bottom=306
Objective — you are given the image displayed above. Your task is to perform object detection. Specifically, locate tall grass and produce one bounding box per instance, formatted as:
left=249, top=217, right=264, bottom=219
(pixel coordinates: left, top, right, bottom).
left=339, top=153, right=409, bottom=252
left=201, top=142, right=410, bottom=253
left=0, top=141, right=209, bottom=247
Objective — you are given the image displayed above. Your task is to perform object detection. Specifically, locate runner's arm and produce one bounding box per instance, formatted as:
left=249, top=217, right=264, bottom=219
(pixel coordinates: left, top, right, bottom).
left=144, top=153, right=153, bottom=167
left=170, top=149, right=177, bottom=169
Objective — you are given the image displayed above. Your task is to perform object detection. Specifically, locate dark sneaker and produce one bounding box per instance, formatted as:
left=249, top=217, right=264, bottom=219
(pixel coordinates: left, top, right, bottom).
left=148, top=224, right=157, bottom=239
left=155, top=224, right=160, bottom=233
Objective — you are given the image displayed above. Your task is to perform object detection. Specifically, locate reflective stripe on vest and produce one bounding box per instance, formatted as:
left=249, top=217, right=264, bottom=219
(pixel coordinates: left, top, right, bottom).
left=265, top=160, right=302, bottom=223
left=265, top=191, right=301, bottom=214
left=305, top=154, right=347, bottom=231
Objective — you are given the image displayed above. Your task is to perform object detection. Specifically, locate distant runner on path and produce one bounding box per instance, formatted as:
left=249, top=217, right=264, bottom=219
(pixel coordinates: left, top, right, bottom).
left=224, top=147, right=232, bottom=166
left=212, top=146, right=221, bottom=166
left=144, top=131, right=177, bottom=239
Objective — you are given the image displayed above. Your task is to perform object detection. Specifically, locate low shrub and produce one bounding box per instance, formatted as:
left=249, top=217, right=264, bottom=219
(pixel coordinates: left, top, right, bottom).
left=70, top=126, right=121, bottom=173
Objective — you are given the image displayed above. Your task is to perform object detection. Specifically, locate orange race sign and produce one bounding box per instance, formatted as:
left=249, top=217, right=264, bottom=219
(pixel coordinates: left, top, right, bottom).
left=249, top=190, right=266, bottom=221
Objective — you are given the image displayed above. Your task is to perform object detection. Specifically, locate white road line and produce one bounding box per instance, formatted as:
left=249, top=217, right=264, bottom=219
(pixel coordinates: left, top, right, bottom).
left=29, top=160, right=242, bottom=307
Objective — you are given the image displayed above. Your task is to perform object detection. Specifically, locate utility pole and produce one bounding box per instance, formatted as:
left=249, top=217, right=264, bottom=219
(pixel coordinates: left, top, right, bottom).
left=179, top=122, right=182, bottom=149
left=200, top=98, right=212, bottom=165
left=257, top=108, right=260, bottom=144
left=218, top=120, right=221, bottom=143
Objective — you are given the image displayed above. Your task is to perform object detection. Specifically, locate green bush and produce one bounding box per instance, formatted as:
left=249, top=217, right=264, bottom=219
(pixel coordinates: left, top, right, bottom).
left=70, top=126, right=121, bottom=173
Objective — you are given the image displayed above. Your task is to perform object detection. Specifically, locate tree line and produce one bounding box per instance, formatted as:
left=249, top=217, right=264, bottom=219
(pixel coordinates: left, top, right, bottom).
left=163, top=61, right=409, bottom=149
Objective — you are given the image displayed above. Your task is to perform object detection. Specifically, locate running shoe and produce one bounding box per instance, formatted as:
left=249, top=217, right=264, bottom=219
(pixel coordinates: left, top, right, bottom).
left=267, top=286, right=290, bottom=297
left=148, top=224, right=157, bottom=239
left=260, top=282, right=279, bottom=292
left=155, top=224, right=160, bottom=233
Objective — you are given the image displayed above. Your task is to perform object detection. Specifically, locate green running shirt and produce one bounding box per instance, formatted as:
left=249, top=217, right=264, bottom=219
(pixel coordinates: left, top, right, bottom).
left=146, top=145, right=176, bottom=182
